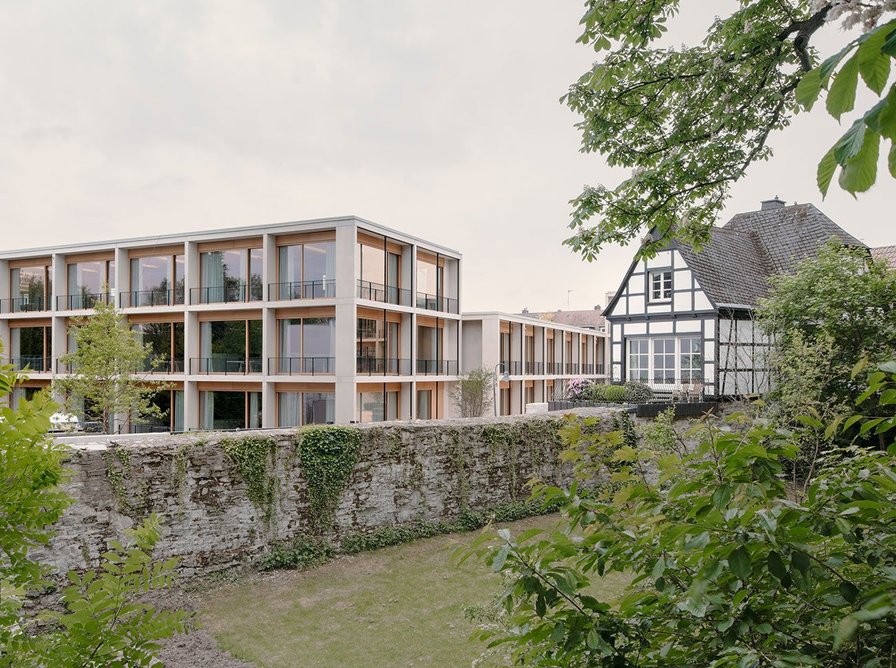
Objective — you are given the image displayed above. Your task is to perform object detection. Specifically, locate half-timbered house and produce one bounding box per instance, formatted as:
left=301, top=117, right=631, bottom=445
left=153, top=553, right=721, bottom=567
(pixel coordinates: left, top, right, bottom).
left=603, top=198, right=865, bottom=398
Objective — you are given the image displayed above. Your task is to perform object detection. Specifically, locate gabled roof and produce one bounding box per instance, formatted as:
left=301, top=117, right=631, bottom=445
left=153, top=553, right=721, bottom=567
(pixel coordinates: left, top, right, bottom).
left=871, top=245, right=896, bottom=269
left=606, top=202, right=868, bottom=315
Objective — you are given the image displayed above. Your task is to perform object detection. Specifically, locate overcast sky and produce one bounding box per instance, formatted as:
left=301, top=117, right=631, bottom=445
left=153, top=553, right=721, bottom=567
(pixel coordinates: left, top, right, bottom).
left=0, top=2, right=891, bottom=312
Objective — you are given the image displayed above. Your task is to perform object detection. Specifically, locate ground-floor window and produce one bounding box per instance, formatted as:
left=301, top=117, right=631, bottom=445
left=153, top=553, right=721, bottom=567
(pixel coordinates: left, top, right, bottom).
left=200, top=391, right=262, bottom=430
left=278, top=391, right=335, bottom=427
left=416, top=389, right=432, bottom=419
left=131, top=389, right=184, bottom=433
left=626, top=336, right=703, bottom=384
left=358, top=391, right=399, bottom=423
left=10, top=386, right=42, bottom=410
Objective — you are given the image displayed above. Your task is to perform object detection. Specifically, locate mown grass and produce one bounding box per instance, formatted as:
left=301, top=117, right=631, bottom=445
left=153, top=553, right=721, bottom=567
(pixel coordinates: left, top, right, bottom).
left=198, top=514, right=630, bottom=668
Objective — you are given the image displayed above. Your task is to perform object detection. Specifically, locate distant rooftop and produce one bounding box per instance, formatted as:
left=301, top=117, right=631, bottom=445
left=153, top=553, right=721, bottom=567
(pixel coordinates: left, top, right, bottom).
left=871, top=245, right=896, bottom=269
left=519, top=307, right=606, bottom=330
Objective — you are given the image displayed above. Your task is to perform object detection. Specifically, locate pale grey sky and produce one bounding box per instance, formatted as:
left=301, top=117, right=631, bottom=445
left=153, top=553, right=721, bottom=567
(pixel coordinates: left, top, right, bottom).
left=0, top=2, right=891, bottom=311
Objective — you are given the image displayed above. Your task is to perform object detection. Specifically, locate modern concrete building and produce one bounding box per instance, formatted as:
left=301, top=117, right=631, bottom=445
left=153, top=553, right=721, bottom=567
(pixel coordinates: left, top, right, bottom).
left=462, top=312, right=609, bottom=415
left=0, top=216, right=461, bottom=430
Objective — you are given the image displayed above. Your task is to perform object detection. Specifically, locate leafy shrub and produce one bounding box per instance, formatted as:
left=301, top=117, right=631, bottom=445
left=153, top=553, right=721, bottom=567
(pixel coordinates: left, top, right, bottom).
left=261, top=534, right=334, bottom=571
left=296, top=426, right=361, bottom=533
left=603, top=385, right=626, bottom=402
left=624, top=380, right=653, bottom=403
left=565, top=377, right=593, bottom=401
left=587, top=383, right=608, bottom=401
left=465, top=361, right=896, bottom=666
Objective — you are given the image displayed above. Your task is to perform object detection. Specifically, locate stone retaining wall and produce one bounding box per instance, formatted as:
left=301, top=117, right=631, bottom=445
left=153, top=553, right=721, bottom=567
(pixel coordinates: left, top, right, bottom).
left=44, top=410, right=613, bottom=577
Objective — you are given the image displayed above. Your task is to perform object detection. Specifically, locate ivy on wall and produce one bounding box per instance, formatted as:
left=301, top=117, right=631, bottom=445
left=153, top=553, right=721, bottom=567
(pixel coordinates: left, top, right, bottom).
left=220, top=436, right=278, bottom=522
left=295, top=426, right=361, bottom=534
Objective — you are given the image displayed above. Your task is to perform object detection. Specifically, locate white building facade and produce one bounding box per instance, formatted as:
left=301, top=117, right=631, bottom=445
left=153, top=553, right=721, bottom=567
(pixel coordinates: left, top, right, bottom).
left=0, top=216, right=461, bottom=430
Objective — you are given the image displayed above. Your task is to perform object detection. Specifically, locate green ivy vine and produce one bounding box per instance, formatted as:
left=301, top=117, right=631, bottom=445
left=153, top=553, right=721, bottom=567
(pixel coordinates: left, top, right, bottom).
left=220, top=436, right=278, bottom=522
left=295, top=426, right=361, bottom=534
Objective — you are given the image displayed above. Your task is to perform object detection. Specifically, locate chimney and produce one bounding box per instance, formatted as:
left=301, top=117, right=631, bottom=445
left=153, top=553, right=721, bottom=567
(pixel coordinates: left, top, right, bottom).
left=593, top=305, right=600, bottom=311
left=521, top=307, right=529, bottom=314
left=605, top=291, right=616, bottom=307
left=760, top=196, right=785, bottom=211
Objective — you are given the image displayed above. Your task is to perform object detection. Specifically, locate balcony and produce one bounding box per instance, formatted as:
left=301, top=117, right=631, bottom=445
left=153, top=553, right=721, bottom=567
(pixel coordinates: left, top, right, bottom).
left=0, top=296, right=47, bottom=314
left=565, top=362, right=578, bottom=374
left=56, top=292, right=112, bottom=310
left=120, top=288, right=185, bottom=308
left=136, top=358, right=185, bottom=374
left=357, top=280, right=412, bottom=306
left=269, top=280, right=336, bottom=301
left=524, top=361, right=543, bottom=374
left=190, top=357, right=263, bottom=374
left=268, top=357, right=336, bottom=375
left=415, top=291, right=458, bottom=314
left=9, top=356, right=50, bottom=372
left=190, top=283, right=262, bottom=305
left=546, top=362, right=562, bottom=375
left=415, top=359, right=459, bottom=376
left=356, top=356, right=411, bottom=375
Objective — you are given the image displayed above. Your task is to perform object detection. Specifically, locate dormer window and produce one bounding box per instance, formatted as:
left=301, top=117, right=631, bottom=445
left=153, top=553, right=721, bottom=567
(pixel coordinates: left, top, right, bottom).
left=649, top=270, right=672, bottom=301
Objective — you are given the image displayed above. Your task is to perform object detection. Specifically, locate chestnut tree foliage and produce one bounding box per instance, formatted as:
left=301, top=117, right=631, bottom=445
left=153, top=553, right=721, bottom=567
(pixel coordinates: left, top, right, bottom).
left=564, top=1, right=896, bottom=259
left=464, top=363, right=896, bottom=666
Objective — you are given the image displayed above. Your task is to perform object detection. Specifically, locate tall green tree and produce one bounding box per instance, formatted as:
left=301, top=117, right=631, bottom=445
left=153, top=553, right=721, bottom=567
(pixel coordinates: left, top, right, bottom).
left=0, top=361, right=187, bottom=666
left=563, top=1, right=896, bottom=258
left=758, top=242, right=896, bottom=408
left=54, top=300, right=170, bottom=433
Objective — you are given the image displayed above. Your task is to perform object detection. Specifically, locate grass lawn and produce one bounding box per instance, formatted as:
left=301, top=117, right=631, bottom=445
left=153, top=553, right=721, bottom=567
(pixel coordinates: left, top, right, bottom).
left=197, top=514, right=630, bottom=668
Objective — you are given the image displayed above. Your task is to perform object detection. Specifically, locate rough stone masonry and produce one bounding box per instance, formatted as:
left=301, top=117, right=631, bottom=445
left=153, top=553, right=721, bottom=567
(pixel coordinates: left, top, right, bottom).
left=43, top=410, right=614, bottom=577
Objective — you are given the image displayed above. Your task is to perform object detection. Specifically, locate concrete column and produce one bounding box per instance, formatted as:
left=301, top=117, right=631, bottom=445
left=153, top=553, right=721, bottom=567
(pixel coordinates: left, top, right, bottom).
left=261, top=233, right=277, bottom=428
left=113, top=247, right=128, bottom=306
left=402, top=381, right=413, bottom=420
left=334, top=222, right=357, bottom=424
left=183, top=241, right=200, bottom=429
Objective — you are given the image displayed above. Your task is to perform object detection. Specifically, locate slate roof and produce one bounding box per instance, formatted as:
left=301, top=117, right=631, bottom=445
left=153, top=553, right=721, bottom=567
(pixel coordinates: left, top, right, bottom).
left=672, top=203, right=866, bottom=308
left=871, top=245, right=896, bottom=269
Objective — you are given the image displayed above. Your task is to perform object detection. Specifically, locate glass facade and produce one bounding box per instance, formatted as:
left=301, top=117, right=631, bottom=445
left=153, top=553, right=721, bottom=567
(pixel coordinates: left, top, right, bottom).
left=278, top=242, right=336, bottom=299
left=128, top=254, right=184, bottom=305
left=66, top=260, right=114, bottom=308
left=277, top=391, right=336, bottom=427
left=200, top=391, right=262, bottom=430
left=10, top=265, right=50, bottom=311
left=132, top=322, right=185, bottom=372
left=10, top=326, right=50, bottom=371
left=198, top=320, right=262, bottom=373
left=357, top=390, right=399, bottom=423
left=277, top=317, right=336, bottom=373
left=199, top=248, right=262, bottom=303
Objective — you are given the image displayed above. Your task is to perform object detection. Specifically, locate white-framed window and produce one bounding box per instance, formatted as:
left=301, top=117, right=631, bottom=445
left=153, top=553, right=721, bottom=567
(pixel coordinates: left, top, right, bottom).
left=649, top=270, right=672, bottom=301
left=626, top=336, right=704, bottom=384
left=680, top=336, right=703, bottom=382
left=652, top=338, right=676, bottom=383
left=627, top=339, right=649, bottom=381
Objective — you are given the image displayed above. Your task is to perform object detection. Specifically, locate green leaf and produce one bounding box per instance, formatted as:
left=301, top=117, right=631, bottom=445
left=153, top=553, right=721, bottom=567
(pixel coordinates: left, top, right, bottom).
left=728, top=546, right=751, bottom=580
left=795, top=68, right=822, bottom=110
left=817, top=148, right=838, bottom=197
left=767, top=551, right=788, bottom=581
left=890, top=144, right=896, bottom=179
left=838, top=128, right=880, bottom=194
left=833, top=120, right=866, bottom=164
left=839, top=581, right=859, bottom=604
left=834, top=615, right=859, bottom=650
left=857, top=25, right=893, bottom=94
left=827, top=54, right=859, bottom=120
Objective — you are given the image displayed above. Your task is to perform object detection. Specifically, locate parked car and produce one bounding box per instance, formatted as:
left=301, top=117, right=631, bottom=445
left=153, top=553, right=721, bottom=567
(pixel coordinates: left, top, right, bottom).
left=49, top=412, right=82, bottom=433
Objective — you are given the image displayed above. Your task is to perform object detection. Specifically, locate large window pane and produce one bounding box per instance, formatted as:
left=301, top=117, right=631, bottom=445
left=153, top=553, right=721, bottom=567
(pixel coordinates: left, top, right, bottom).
left=304, top=242, right=335, bottom=285
left=304, top=392, right=335, bottom=424
left=200, top=391, right=245, bottom=430
left=249, top=248, right=263, bottom=300
left=174, top=255, right=185, bottom=304
left=417, top=260, right=437, bottom=296
left=653, top=338, right=676, bottom=383
left=303, top=318, right=335, bottom=357
left=360, top=244, right=385, bottom=286
left=11, top=266, right=47, bottom=310
left=132, top=322, right=171, bottom=371
left=130, top=256, right=171, bottom=305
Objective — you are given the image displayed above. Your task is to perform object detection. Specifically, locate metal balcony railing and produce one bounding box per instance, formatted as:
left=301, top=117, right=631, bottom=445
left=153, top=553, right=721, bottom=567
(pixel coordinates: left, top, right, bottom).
left=415, top=291, right=459, bottom=314
left=268, top=280, right=336, bottom=301
left=356, top=356, right=411, bottom=375
left=9, top=356, right=50, bottom=372
left=268, top=357, right=336, bottom=375
left=524, top=361, right=543, bottom=374
left=0, top=296, right=47, bottom=313
left=545, top=362, right=562, bottom=375
left=190, top=283, right=262, bottom=305
left=120, top=288, right=184, bottom=308
left=415, top=359, right=459, bottom=376
left=190, top=357, right=263, bottom=374
left=356, top=280, right=412, bottom=306
left=136, top=358, right=185, bottom=374
left=56, top=292, right=112, bottom=310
